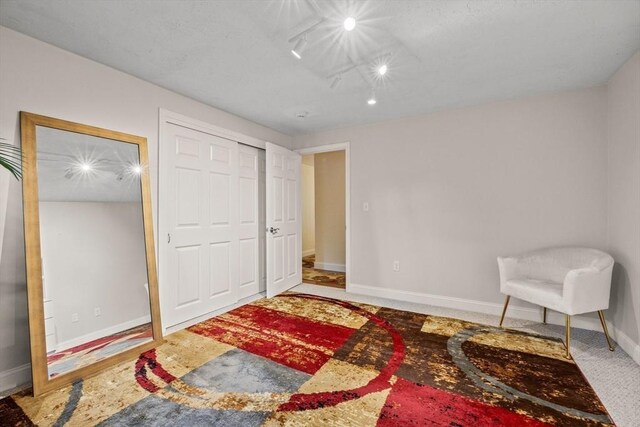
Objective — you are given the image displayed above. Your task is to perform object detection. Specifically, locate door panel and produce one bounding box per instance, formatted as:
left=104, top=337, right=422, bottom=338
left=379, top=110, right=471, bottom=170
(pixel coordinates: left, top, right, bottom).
left=239, top=238, right=257, bottom=286
left=176, top=245, right=200, bottom=307
left=164, top=123, right=238, bottom=328
left=176, top=168, right=200, bottom=226
left=238, top=144, right=261, bottom=299
left=209, top=242, right=231, bottom=296
left=287, top=234, right=297, bottom=277
left=209, top=173, right=230, bottom=225
left=266, top=142, right=301, bottom=297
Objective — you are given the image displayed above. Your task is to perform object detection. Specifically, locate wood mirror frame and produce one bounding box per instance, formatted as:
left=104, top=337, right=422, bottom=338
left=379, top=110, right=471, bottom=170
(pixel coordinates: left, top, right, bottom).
left=20, top=112, right=163, bottom=396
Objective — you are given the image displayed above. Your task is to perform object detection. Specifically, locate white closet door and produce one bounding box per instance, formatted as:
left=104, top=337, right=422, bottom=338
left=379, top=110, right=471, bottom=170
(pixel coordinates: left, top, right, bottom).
left=266, top=142, right=301, bottom=298
left=238, top=144, right=260, bottom=299
left=258, top=149, right=266, bottom=292
left=163, top=123, right=239, bottom=328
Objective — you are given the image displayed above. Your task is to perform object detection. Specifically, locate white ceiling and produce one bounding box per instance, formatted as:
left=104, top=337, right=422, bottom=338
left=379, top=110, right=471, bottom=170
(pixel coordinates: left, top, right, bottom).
left=1, top=0, right=639, bottom=135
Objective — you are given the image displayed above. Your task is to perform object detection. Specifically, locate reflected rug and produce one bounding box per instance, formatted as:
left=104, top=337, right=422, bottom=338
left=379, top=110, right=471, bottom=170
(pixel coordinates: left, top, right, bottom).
left=2, top=293, right=613, bottom=426
left=47, top=323, right=153, bottom=378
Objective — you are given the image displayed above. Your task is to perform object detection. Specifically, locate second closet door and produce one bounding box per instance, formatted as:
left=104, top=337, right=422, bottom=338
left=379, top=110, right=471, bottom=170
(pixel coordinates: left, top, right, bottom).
left=238, top=144, right=262, bottom=299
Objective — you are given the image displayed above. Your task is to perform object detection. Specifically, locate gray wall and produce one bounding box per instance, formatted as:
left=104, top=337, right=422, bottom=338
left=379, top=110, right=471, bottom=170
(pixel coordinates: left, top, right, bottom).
left=293, top=87, right=615, bottom=329
left=607, top=52, right=640, bottom=348
left=0, top=26, right=291, bottom=391
left=314, top=151, right=346, bottom=269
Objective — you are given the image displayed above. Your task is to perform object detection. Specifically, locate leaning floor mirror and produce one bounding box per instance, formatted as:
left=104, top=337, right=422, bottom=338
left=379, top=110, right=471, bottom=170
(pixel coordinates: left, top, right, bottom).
left=21, top=112, right=163, bottom=396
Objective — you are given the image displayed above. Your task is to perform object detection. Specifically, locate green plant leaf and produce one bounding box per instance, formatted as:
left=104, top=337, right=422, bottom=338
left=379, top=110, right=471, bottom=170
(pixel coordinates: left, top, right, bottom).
left=0, top=142, right=23, bottom=180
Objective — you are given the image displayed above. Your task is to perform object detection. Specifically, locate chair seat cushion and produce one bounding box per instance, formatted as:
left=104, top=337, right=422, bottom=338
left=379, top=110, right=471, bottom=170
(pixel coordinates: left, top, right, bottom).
left=503, top=279, right=565, bottom=312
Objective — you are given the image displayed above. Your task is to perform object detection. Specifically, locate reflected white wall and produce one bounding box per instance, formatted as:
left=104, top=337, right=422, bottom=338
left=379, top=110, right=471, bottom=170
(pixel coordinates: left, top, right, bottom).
left=39, top=202, right=150, bottom=349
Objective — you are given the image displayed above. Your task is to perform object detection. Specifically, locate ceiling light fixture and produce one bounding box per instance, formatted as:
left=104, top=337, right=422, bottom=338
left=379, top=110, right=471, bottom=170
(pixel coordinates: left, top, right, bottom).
left=291, top=35, right=307, bottom=59
left=378, top=64, right=388, bottom=76
left=367, top=95, right=377, bottom=105
left=330, top=74, right=342, bottom=89
left=344, top=17, right=356, bottom=31
left=80, top=163, right=92, bottom=172
left=288, top=18, right=325, bottom=60
left=132, top=165, right=142, bottom=174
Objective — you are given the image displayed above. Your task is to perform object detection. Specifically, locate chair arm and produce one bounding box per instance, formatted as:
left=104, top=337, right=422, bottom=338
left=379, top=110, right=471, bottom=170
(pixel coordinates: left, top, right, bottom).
left=563, top=265, right=613, bottom=315
left=497, top=256, right=519, bottom=292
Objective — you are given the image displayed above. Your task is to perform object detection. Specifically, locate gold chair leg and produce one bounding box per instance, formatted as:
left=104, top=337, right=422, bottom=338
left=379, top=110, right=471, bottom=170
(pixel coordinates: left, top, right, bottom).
left=597, top=310, right=615, bottom=351
left=543, top=307, right=547, bottom=324
left=499, top=296, right=510, bottom=327
left=565, top=315, right=571, bottom=359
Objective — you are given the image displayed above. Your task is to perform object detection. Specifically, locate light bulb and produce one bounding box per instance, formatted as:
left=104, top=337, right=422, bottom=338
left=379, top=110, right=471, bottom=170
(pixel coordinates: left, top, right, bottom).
left=291, top=36, right=307, bottom=59
left=344, top=17, right=356, bottom=31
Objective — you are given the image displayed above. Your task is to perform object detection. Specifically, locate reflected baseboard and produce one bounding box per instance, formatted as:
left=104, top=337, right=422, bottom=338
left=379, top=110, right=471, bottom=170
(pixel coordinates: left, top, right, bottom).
left=53, top=315, right=151, bottom=354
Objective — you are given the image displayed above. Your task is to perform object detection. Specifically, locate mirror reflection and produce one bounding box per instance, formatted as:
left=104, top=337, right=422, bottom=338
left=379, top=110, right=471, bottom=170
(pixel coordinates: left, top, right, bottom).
left=36, top=126, right=152, bottom=378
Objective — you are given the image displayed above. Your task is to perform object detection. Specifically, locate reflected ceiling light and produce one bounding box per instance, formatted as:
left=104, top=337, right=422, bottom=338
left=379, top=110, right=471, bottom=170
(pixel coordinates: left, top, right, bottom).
left=378, top=64, right=388, bottom=76
left=367, top=97, right=377, bottom=105
left=291, top=35, right=307, bottom=59
left=344, top=17, right=356, bottom=31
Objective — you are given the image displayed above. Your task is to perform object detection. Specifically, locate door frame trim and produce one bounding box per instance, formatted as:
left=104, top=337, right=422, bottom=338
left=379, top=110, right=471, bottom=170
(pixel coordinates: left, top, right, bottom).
left=295, top=142, right=351, bottom=289
left=158, top=109, right=268, bottom=332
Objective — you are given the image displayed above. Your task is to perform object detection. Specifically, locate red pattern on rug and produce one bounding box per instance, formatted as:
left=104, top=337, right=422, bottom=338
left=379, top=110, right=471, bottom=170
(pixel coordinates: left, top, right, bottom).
left=189, top=304, right=356, bottom=374
left=378, top=377, right=552, bottom=427
left=134, top=349, right=177, bottom=393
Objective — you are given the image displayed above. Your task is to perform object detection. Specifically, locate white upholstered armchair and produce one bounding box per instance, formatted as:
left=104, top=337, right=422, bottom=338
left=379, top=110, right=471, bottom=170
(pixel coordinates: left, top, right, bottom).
left=497, top=247, right=615, bottom=358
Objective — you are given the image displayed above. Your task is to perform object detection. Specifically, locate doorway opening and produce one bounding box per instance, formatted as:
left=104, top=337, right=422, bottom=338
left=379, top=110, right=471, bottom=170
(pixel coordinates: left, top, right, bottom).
left=301, top=150, right=346, bottom=289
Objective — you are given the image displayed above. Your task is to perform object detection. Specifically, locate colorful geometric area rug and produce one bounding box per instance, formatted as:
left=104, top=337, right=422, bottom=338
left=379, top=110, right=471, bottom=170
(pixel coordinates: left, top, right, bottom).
left=2, top=293, right=613, bottom=426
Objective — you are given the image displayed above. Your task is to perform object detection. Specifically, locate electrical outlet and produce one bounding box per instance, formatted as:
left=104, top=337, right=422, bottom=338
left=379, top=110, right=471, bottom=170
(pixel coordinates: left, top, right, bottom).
left=94, top=307, right=101, bottom=317
left=393, top=260, right=400, bottom=272
left=71, top=313, right=79, bottom=323
left=363, top=202, right=369, bottom=212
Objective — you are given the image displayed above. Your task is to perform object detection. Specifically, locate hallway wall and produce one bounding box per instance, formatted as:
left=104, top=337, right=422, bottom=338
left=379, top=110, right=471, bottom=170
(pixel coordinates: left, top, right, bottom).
left=314, top=151, right=346, bottom=272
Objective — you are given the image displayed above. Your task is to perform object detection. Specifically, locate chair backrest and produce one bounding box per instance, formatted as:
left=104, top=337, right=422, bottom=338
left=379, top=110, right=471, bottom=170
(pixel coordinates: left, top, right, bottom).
left=518, top=247, right=614, bottom=283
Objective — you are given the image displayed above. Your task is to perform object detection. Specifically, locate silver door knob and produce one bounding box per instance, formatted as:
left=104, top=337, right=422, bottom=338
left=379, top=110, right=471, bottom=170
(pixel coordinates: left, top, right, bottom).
left=269, top=227, right=280, bottom=235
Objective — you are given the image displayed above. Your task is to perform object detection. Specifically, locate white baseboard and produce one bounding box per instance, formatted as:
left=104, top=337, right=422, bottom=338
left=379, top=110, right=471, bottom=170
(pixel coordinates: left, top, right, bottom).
left=347, top=283, right=640, bottom=365
left=302, top=249, right=315, bottom=257
left=314, top=262, right=346, bottom=273
left=56, top=314, right=152, bottom=353
left=614, top=328, right=640, bottom=365
left=0, top=363, right=31, bottom=396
